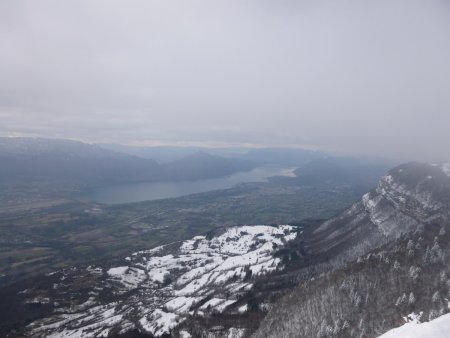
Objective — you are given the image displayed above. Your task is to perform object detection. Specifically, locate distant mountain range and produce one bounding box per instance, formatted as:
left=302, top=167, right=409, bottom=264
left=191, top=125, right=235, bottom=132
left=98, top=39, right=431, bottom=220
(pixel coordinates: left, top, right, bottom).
left=266, top=156, right=395, bottom=191
left=98, top=143, right=250, bottom=163
left=0, top=138, right=395, bottom=190
left=98, top=144, right=325, bottom=166
left=0, top=138, right=256, bottom=186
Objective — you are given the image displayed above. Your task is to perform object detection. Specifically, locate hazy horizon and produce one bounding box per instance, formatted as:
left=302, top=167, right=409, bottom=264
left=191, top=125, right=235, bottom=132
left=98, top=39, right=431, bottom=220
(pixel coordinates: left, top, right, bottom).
left=1, top=0, right=450, bottom=162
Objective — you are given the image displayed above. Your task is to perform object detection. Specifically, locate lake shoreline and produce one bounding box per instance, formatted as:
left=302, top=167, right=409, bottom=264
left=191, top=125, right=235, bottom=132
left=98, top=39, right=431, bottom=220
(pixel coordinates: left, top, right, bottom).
left=79, top=165, right=297, bottom=204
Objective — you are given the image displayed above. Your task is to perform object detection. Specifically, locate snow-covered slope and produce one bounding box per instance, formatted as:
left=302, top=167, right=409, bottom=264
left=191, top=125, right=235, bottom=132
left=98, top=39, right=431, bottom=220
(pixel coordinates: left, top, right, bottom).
left=378, top=312, right=450, bottom=338
left=253, top=163, right=450, bottom=338
left=306, top=162, right=450, bottom=264
left=23, top=225, right=298, bottom=337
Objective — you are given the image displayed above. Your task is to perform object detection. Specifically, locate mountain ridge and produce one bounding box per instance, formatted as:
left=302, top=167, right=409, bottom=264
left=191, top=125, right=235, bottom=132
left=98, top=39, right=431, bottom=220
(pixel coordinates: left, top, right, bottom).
left=0, top=137, right=257, bottom=186
left=253, top=162, right=450, bottom=338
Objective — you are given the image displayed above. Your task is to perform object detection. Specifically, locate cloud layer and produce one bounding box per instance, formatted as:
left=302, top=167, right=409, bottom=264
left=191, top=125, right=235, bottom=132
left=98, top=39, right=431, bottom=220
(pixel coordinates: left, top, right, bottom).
left=1, top=0, right=450, bottom=161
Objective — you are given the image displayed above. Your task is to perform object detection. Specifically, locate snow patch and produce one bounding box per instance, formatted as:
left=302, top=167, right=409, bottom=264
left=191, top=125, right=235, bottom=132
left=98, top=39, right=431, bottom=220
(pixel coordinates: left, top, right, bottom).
left=140, top=309, right=179, bottom=337
left=26, top=225, right=298, bottom=337
left=378, top=312, right=450, bottom=338
left=237, top=304, right=248, bottom=313
left=179, top=331, right=192, bottom=338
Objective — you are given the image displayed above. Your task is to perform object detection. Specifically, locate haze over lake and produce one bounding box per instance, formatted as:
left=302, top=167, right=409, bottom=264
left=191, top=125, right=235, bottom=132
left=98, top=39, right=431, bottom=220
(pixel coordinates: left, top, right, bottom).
left=81, top=166, right=296, bottom=204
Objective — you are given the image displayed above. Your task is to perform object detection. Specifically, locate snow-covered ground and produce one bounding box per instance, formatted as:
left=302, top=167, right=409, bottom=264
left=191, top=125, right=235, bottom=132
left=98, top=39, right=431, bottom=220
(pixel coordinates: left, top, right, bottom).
left=378, top=312, right=450, bottom=338
left=26, top=224, right=298, bottom=337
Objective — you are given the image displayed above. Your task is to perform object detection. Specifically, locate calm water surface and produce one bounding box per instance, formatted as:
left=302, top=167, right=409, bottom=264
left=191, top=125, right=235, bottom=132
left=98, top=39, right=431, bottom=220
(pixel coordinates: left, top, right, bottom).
left=81, top=166, right=296, bottom=204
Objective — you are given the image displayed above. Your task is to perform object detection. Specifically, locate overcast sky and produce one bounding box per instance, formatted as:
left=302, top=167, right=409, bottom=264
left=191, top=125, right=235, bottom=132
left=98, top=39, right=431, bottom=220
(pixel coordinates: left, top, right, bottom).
left=1, top=0, right=450, bottom=161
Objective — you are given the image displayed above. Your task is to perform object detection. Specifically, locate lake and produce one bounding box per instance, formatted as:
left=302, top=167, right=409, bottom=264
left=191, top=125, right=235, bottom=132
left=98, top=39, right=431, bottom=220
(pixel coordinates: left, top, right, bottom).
left=81, top=166, right=296, bottom=204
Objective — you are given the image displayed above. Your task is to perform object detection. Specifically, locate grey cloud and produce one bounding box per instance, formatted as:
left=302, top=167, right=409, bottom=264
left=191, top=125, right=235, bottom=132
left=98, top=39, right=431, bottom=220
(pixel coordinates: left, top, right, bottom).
left=1, top=0, right=450, bottom=161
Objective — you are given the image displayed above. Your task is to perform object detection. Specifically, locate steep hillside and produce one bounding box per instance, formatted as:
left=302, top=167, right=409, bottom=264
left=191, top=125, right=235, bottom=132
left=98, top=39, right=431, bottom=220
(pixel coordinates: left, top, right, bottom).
left=253, top=162, right=450, bottom=338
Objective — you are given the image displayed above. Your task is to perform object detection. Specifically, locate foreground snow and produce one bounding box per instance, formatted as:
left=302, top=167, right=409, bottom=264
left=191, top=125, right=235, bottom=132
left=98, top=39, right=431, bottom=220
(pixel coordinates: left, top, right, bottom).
left=378, top=313, right=450, bottom=338
left=26, top=225, right=298, bottom=337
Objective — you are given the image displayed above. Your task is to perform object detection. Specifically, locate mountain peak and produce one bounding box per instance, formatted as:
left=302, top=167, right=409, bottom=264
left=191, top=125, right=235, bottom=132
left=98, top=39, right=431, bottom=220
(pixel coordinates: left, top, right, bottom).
left=362, top=162, right=450, bottom=238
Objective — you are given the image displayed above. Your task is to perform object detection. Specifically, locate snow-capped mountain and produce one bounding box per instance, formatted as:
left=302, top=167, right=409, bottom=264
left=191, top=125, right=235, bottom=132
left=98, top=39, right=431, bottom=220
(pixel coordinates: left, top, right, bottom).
left=303, top=162, right=450, bottom=268
left=253, top=162, right=450, bottom=337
